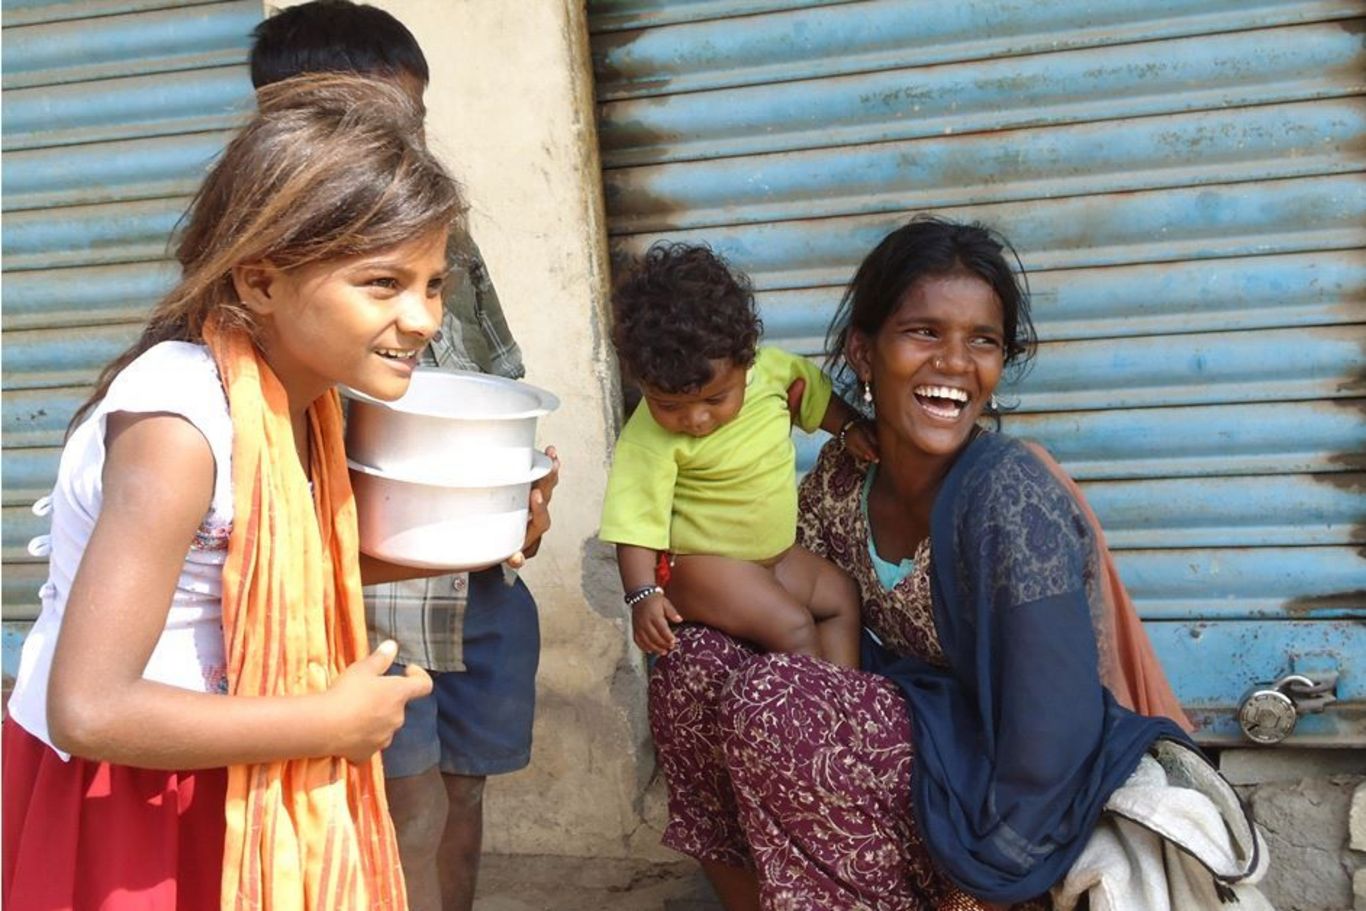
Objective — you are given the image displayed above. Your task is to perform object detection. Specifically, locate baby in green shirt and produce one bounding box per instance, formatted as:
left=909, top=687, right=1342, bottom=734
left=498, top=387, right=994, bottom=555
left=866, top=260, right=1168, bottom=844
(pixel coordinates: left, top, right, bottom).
left=600, top=243, right=876, bottom=667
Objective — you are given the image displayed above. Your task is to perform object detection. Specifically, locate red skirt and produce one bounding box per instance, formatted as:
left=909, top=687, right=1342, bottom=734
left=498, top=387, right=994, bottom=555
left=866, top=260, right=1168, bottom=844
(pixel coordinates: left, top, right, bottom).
left=2, top=717, right=227, bottom=910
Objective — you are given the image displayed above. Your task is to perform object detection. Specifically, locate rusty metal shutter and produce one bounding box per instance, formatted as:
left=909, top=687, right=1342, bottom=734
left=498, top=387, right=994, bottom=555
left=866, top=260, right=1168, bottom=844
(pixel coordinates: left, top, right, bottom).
left=589, top=0, right=1366, bottom=744
left=1, top=0, right=258, bottom=671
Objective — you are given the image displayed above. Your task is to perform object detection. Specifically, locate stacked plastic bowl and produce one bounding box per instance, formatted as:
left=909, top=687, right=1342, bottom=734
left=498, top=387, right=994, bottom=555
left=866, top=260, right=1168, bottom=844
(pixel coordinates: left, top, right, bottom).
left=344, top=368, right=559, bottom=570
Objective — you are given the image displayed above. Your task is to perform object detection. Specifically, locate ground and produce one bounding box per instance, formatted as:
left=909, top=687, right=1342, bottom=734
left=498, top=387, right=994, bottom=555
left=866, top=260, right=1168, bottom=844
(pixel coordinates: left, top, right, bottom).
left=474, top=856, right=721, bottom=910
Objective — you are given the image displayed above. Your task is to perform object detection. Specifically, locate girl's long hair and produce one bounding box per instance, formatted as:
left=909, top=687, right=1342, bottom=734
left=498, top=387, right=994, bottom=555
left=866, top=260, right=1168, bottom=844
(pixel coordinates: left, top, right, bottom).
left=70, top=73, right=465, bottom=432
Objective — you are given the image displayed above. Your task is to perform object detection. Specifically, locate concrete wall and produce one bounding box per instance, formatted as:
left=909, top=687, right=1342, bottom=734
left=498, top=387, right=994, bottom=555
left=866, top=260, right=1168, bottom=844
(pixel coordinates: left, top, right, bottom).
left=266, top=0, right=659, bottom=859
left=1222, top=750, right=1366, bottom=911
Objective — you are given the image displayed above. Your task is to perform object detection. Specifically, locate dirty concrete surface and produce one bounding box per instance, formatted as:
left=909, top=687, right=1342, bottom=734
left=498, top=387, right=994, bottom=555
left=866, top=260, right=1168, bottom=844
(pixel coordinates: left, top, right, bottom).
left=474, top=856, right=721, bottom=911
left=475, top=776, right=1366, bottom=911
left=1238, top=775, right=1366, bottom=911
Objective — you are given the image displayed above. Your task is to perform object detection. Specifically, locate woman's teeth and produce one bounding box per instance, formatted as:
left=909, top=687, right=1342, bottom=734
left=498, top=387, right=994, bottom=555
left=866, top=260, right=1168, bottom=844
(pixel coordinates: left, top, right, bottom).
left=375, top=347, right=418, bottom=360
left=914, top=384, right=969, bottom=419
left=916, top=385, right=968, bottom=402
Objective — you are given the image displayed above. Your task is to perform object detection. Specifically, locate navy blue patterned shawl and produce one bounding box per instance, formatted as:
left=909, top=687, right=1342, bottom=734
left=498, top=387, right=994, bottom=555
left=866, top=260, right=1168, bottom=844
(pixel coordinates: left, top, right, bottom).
left=861, top=432, right=1190, bottom=902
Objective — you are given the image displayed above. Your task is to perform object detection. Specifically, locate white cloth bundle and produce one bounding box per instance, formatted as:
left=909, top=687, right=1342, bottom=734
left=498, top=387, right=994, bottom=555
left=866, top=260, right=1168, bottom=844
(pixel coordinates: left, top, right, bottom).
left=1053, top=739, right=1275, bottom=911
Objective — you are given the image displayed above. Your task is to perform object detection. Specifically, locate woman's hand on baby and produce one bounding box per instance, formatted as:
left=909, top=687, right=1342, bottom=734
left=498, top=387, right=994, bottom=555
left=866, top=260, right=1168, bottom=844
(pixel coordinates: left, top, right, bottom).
left=841, top=420, right=879, bottom=463
left=785, top=378, right=807, bottom=426
left=633, top=593, right=683, bottom=656
left=325, top=640, right=432, bottom=764
left=507, top=445, right=560, bottom=569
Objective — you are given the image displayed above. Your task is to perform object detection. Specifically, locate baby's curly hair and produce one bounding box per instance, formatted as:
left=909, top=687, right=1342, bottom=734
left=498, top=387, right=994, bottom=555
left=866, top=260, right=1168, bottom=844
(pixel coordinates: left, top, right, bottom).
left=612, top=242, right=763, bottom=393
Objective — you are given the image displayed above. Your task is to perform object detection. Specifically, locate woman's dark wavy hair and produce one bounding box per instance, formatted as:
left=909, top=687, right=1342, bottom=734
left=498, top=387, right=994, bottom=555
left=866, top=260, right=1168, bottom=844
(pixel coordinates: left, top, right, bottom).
left=825, top=215, right=1036, bottom=394
left=611, top=242, right=763, bottom=393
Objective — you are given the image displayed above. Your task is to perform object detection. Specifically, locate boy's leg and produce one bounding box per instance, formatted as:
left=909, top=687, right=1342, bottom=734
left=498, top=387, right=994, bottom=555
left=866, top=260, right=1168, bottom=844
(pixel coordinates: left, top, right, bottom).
left=773, top=547, right=861, bottom=668
left=433, top=567, right=541, bottom=911
left=381, top=675, right=447, bottom=911
left=437, top=773, right=486, bottom=910
left=667, top=555, right=820, bottom=658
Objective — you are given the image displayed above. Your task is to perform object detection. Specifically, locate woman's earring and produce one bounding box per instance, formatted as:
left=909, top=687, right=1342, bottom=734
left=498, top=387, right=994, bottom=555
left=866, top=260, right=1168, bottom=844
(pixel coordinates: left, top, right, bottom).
left=862, top=380, right=873, bottom=405
left=989, top=394, right=999, bottom=411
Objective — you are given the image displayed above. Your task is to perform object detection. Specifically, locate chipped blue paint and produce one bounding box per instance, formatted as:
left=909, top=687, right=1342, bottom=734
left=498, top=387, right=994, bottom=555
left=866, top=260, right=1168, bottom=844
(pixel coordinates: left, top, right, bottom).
left=796, top=402, right=1366, bottom=482
left=3, top=0, right=259, bottom=89
left=589, top=0, right=850, bottom=35
left=1010, top=326, right=1364, bottom=412
left=2, top=197, right=188, bottom=270
left=2, top=624, right=32, bottom=682
left=3, top=323, right=142, bottom=389
left=597, top=21, right=1365, bottom=166
left=604, top=99, right=1365, bottom=233
left=4, top=568, right=46, bottom=621
left=2, top=66, right=254, bottom=151
left=593, top=0, right=1361, bottom=98
left=756, top=253, right=1366, bottom=352
left=1, top=1, right=258, bottom=626
left=1147, top=621, right=1364, bottom=746
left=4, top=131, right=232, bottom=211
left=3, top=261, right=180, bottom=329
left=614, top=174, right=1366, bottom=291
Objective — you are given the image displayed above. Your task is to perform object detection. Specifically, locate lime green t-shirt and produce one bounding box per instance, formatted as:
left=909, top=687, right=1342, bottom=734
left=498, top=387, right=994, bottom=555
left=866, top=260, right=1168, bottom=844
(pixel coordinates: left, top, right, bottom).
left=599, top=346, right=833, bottom=561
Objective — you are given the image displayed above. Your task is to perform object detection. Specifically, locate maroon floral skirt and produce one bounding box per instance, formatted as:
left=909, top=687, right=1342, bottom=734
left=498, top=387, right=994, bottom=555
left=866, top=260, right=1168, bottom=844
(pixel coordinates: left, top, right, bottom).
left=648, top=625, right=1050, bottom=910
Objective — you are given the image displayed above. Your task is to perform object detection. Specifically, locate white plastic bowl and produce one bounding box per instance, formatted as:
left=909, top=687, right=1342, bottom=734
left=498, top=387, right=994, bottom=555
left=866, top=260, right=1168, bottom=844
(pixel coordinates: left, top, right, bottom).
left=349, top=452, right=553, bottom=570
left=345, top=367, right=559, bottom=485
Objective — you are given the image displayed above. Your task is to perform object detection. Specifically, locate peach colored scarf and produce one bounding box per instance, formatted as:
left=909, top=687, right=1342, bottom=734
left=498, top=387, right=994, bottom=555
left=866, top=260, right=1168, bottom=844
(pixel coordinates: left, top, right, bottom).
left=1023, top=441, right=1193, bottom=731
left=207, top=323, right=407, bottom=910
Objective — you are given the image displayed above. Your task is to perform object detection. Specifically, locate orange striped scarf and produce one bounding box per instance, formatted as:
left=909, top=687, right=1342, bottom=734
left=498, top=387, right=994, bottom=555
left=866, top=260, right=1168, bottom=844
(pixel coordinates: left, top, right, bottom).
left=207, top=323, right=407, bottom=910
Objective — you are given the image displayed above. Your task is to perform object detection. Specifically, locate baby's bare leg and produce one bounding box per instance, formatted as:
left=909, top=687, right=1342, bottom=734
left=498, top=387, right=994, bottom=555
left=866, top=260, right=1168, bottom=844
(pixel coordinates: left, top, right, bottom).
left=667, top=555, right=820, bottom=658
left=773, top=547, right=861, bottom=669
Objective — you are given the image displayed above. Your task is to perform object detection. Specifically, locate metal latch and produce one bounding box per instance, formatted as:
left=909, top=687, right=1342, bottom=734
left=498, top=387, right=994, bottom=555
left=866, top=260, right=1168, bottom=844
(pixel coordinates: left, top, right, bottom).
left=1238, top=672, right=1339, bottom=744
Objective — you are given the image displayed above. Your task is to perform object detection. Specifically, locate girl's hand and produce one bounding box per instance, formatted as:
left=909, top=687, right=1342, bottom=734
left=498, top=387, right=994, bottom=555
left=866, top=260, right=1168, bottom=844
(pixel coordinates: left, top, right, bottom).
left=324, top=640, right=432, bottom=764
left=508, top=445, right=560, bottom=568
left=633, top=592, right=683, bottom=656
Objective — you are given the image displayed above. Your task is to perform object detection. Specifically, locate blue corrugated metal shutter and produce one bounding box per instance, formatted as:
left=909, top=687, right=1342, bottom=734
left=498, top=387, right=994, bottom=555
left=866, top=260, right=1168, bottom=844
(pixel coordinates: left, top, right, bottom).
left=1, top=0, right=258, bottom=659
left=589, top=0, right=1366, bottom=745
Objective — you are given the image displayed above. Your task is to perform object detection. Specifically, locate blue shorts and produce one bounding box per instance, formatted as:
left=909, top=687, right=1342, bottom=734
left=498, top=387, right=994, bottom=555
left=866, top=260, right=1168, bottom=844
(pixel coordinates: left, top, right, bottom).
left=381, top=568, right=540, bottom=779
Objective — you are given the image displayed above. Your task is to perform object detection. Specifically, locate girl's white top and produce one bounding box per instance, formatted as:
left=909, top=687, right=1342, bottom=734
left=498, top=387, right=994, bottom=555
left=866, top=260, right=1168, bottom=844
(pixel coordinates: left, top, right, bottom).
left=8, top=342, right=235, bottom=759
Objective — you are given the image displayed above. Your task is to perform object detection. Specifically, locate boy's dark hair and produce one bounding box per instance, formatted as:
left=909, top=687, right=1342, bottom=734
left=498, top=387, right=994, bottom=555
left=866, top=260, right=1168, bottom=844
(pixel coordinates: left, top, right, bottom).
left=248, top=0, right=429, bottom=90
left=612, top=242, right=763, bottom=393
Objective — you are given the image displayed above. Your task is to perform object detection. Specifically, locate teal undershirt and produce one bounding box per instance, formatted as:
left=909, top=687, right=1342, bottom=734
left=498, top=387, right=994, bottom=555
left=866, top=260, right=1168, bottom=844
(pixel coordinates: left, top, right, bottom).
left=861, top=466, right=918, bottom=592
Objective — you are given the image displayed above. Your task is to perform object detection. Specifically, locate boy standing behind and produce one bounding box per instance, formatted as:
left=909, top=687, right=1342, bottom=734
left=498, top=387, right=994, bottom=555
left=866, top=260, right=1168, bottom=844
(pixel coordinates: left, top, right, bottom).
left=249, top=4, right=554, bottom=908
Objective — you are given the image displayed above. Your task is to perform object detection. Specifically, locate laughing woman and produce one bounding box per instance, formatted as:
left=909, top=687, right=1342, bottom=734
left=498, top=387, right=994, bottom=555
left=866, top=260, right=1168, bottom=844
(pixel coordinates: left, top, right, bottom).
left=649, top=217, right=1194, bottom=910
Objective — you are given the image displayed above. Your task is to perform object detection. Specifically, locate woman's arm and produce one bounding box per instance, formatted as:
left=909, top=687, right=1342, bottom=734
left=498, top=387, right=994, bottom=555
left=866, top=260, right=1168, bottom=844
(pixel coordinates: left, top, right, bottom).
left=48, top=412, right=430, bottom=770
left=819, top=395, right=878, bottom=462
left=818, top=394, right=859, bottom=437
left=788, top=378, right=878, bottom=462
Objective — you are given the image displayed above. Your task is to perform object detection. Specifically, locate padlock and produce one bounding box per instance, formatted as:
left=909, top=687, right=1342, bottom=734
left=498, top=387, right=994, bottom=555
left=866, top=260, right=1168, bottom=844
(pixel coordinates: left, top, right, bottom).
left=1237, top=674, right=1318, bottom=744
